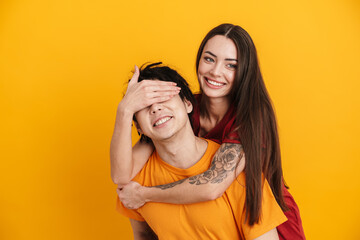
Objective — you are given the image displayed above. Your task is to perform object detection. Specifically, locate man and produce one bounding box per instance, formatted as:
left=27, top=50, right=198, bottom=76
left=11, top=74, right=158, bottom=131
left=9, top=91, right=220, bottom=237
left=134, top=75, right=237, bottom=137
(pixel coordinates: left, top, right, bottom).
left=116, top=63, right=287, bottom=239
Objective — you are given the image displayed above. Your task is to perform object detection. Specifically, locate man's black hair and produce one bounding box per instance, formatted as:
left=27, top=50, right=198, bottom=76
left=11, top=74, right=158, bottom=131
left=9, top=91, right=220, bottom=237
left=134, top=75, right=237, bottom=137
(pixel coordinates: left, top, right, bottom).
left=133, top=62, right=196, bottom=143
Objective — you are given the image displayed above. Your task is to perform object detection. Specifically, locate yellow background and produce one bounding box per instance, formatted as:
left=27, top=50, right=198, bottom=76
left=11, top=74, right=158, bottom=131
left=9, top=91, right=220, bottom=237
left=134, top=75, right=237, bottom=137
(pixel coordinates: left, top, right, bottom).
left=1, top=0, right=359, bottom=239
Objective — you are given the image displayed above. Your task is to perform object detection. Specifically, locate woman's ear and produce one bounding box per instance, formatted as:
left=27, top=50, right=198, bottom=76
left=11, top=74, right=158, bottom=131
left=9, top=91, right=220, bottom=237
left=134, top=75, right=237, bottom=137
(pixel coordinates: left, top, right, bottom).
left=183, top=98, right=193, bottom=114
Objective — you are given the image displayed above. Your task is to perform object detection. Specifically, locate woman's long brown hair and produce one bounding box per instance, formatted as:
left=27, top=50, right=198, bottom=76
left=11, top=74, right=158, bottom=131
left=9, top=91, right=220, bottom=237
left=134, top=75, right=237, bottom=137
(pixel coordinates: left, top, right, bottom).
left=196, top=24, right=288, bottom=226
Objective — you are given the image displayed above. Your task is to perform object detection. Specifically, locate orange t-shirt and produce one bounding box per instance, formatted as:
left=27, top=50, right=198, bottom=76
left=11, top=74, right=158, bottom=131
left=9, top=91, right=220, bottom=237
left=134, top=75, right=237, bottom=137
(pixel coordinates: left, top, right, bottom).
left=117, top=139, right=287, bottom=239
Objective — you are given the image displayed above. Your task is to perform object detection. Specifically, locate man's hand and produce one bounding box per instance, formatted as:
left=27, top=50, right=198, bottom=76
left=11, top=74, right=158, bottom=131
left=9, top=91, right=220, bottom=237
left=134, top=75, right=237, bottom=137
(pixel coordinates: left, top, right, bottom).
left=119, top=65, right=180, bottom=115
left=117, top=181, right=146, bottom=209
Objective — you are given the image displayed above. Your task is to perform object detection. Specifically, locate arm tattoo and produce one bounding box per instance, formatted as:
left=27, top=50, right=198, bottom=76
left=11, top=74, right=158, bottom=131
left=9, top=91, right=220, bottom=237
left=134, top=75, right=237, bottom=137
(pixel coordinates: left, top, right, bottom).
left=152, top=179, right=186, bottom=190
left=189, top=143, right=243, bottom=185
left=152, top=143, right=243, bottom=190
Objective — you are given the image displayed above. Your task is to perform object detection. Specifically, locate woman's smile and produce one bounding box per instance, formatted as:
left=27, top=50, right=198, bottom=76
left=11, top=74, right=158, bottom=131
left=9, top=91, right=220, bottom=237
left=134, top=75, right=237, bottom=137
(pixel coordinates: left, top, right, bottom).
left=197, top=35, right=237, bottom=99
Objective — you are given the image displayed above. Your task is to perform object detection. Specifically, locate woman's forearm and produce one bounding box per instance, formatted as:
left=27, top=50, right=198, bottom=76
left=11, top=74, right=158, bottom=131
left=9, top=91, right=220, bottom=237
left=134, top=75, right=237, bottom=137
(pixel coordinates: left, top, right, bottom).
left=141, top=176, right=230, bottom=204
left=142, top=143, right=245, bottom=204
left=110, top=103, right=135, bottom=185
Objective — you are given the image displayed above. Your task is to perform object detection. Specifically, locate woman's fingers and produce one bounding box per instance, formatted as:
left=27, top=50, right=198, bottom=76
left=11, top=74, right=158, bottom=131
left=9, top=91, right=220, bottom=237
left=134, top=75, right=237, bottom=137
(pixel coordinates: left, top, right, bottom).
left=143, top=88, right=180, bottom=98
left=122, top=69, right=182, bottom=113
left=126, top=78, right=179, bottom=97
left=147, top=86, right=181, bottom=93
left=139, top=81, right=181, bottom=97
left=133, top=80, right=180, bottom=101
left=147, top=94, right=176, bottom=105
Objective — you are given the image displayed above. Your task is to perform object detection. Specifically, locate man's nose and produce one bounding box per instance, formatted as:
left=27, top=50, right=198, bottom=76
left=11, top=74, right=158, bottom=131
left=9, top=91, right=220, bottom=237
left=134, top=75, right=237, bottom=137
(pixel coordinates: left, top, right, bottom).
left=150, top=103, right=163, bottom=114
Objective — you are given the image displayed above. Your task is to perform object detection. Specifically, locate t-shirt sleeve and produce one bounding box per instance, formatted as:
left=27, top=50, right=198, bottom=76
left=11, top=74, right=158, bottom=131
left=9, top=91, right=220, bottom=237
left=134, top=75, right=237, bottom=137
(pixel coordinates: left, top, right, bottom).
left=241, top=179, right=288, bottom=239
left=116, top=196, right=145, bottom=222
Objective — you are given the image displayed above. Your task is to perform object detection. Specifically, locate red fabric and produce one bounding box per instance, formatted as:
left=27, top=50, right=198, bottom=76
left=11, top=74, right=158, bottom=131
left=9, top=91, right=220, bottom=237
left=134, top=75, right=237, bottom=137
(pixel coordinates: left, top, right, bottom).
left=191, top=94, right=306, bottom=240
left=191, top=94, right=241, bottom=144
left=277, top=186, right=306, bottom=240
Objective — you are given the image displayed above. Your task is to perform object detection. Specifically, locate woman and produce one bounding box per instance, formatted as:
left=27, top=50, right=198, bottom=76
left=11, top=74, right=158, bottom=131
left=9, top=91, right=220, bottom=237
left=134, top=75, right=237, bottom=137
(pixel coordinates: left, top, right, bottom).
left=111, top=24, right=305, bottom=239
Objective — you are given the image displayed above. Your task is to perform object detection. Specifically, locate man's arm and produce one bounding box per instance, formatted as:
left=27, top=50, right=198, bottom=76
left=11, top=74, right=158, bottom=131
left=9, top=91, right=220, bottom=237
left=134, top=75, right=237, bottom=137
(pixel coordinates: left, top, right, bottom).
left=119, top=143, right=245, bottom=208
left=253, top=228, right=279, bottom=240
left=129, top=219, right=158, bottom=240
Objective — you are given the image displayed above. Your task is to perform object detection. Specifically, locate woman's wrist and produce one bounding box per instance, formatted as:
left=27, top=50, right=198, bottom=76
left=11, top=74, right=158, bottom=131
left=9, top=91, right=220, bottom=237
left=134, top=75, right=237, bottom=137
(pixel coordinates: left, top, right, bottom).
left=139, top=186, right=153, bottom=203
left=117, top=101, right=134, bottom=117
left=116, top=103, right=134, bottom=126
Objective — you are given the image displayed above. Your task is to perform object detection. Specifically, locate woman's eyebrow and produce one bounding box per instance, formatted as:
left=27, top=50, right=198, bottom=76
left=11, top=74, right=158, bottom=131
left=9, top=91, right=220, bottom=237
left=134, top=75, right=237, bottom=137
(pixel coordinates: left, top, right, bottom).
left=225, top=58, right=238, bottom=62
left=205, top=51, right=216, bottom=57
left=204, top=51, right=237, bottom=62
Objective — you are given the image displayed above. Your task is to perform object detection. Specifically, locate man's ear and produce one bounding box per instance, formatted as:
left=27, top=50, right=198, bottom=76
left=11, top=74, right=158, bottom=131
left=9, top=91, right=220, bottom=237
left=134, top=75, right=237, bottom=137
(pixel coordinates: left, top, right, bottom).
left=183, top=98, right=193, bottom=114
left=134, top=121, right=143, bottom=135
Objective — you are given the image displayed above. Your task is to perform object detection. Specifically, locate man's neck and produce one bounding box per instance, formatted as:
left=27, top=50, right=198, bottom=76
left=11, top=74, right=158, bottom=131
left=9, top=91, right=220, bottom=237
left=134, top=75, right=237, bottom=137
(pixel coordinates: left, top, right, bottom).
left=152, top=123, right=208, bottom=169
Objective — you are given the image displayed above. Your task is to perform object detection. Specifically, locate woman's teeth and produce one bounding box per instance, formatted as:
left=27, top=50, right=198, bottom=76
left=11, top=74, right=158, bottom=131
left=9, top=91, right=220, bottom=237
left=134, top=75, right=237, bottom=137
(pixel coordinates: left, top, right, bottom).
left=207, top=79, right=224, bottom=86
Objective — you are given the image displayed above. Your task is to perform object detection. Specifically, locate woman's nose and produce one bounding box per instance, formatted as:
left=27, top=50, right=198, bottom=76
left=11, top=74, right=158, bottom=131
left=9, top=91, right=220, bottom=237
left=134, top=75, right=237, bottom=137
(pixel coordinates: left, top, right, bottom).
left=209, top=63, right=221, bottom=76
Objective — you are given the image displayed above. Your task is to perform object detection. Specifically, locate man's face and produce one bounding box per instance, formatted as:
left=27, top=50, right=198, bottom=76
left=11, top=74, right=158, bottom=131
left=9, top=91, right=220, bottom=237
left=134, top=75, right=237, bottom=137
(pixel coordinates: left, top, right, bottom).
left=135, top=92, right=193, bottom=142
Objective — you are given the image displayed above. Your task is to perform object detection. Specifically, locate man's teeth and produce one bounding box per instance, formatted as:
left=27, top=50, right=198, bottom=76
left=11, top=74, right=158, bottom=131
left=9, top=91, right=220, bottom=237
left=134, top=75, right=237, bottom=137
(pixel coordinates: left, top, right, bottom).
left=154, top=117, right=171, bottom=126
left=207, top=79, right=223, bottom=86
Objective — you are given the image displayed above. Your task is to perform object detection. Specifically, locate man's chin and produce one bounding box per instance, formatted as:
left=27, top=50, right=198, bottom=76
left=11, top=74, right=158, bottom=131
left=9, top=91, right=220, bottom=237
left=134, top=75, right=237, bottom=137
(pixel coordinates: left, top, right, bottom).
left=151, top=134, right=175, bottom=142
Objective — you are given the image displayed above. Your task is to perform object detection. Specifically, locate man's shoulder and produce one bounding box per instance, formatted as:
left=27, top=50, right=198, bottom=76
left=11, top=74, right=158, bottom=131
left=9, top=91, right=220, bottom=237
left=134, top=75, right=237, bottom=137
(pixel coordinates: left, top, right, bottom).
left=131, top=151, right=159, bottom=183
left=199, top=138, right=221, bottom=161
left=204, top=138, right=221, bottom=150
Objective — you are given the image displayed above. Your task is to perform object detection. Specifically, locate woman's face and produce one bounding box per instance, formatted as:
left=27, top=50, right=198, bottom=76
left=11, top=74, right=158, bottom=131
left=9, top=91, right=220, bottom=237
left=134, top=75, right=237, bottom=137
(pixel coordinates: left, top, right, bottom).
left=197, top=35, right=238, bottom=99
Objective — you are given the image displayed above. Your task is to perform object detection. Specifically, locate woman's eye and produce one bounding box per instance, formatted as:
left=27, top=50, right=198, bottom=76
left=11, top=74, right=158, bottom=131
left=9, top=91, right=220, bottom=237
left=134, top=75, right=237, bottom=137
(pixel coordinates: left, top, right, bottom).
left=204, top=57, right=214, bottom=63
left=227, top=64, right=237, bottom=69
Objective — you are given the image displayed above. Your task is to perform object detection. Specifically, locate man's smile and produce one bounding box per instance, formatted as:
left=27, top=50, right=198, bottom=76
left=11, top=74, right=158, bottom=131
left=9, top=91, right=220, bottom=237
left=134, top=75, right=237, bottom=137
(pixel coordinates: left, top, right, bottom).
left=153, top=116, right=173, bottom=127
